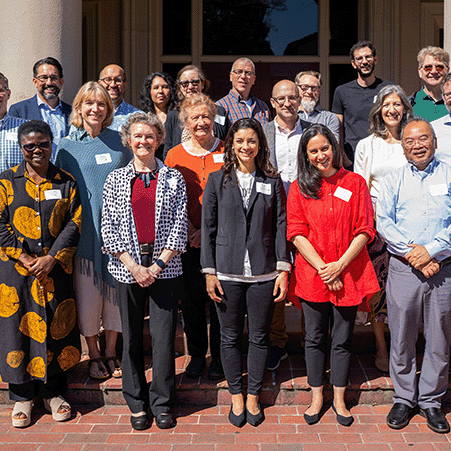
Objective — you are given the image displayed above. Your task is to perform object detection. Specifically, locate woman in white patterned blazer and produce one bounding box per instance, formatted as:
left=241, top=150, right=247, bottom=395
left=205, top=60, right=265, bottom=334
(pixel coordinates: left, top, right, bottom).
left=101, top=112, right=187, bottom=431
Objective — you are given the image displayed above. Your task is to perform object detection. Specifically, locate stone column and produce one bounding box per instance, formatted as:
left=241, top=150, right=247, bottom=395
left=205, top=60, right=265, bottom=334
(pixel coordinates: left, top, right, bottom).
left=0, top=0, right=82, bottom=105
left=445, top=0, right=451, bottom=54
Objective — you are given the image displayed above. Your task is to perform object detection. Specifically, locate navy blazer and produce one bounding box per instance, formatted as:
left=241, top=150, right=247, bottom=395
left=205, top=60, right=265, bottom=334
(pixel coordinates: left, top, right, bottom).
left=9, top=94, right=72, bottom=135
left=201, top=168, right=289, bottom=276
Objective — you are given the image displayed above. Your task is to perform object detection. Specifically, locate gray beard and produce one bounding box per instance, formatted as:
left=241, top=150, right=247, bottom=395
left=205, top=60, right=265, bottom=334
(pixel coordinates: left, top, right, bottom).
left=301, top=98, right=317, bottom=114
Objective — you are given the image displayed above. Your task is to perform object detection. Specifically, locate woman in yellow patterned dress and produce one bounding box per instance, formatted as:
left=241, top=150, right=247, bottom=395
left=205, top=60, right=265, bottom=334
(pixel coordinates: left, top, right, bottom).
left=0, top=120, right=81, bottom=428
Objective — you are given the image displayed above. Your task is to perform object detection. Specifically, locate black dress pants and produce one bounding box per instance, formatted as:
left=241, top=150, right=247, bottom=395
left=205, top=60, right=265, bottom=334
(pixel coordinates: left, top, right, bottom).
left=115, top=276, right=180, bottom=416
left=180, top=246, right=220, bottom=359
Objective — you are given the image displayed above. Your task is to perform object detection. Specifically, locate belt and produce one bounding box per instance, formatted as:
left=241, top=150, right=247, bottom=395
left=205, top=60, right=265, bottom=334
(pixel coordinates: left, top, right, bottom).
left=390, top=254, right=451, bottom=269
left=139, top=242, right=154, bottom=255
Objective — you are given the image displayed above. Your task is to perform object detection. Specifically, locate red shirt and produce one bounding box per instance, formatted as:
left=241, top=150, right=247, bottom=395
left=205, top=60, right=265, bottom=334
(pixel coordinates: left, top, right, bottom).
left=287, top=168, right=379, bottom=308
left=165, top=140, right=225, bottom=228
left=131, top=173, right=158, bottom=243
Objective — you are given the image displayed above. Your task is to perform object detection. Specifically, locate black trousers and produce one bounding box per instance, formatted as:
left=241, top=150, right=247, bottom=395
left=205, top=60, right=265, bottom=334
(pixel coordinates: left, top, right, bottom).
left=9, top=372, right=67, bottom=401
left=215, top=279, right=276, bottom=395
left=301, top=299, right=357, bottom=388
left=115, top=276, right=180, bottom=416
left=180, top=246, right=220, bottom=359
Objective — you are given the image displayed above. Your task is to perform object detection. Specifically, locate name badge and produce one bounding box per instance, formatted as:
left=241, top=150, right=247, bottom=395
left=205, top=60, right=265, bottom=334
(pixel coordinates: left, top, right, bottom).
left=334, top=186, right=352, bottom=202
left=429, top=183, right=448, bottom=196
left=168, top=178, right=178, bottom=189
left=4, top=132, right=17, bottom=141
left=256, top=182, right=272, bottom=195
left=373, top=95, right=378, bottom=103
left=44, top=190, right=62, bottom=200
left=214, top=114, right=226, bottom=126
left=95, top=153, right=112, bottom=165
left=213, top=153, right=224, bottom=163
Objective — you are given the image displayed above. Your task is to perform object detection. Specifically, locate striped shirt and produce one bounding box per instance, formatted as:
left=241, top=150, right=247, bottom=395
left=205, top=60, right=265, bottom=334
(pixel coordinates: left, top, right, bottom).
left=0, top=115, right=26, bottom=173
left=216, top=90, right=270, bottom=126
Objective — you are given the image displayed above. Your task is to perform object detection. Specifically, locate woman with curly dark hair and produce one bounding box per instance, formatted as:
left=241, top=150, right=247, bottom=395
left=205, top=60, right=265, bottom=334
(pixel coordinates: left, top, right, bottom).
left=201, top=118, right=290, bottom=427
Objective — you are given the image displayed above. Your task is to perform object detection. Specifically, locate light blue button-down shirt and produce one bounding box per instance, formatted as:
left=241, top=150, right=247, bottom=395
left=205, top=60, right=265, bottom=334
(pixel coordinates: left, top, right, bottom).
left=37, top=96, right=66, bottom=149
left=0, top=115, right=26, bottom=173
left=109, top=100, right=142, bottom=132
left=376, top=158, right=451, bottom=260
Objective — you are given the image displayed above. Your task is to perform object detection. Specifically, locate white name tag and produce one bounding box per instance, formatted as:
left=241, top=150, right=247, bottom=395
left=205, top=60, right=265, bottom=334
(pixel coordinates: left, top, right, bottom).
left=95, top=153, right=112, bottom=165
left=256, top=182, right=272, bottom=195
left=429, top=183, right=448, bottom=196
left=44, top=189, right=62, bottom=200
left=214, top=114, right=226, bottom=126
left=4, top=131, right=17, bottom=141
left=213, top=153, right=224, bottom=163
left=373, top=95, right=378, bottom=103
left=168, top=178, right=178, bottom=189
left=334, top=186, right=352, bottom=202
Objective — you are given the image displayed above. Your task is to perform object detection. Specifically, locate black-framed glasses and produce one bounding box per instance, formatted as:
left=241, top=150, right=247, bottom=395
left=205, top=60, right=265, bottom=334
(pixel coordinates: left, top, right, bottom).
left=99, top=77, right=125, bottom=85
left=271, top=95, right=299, bottom=106
left=178, top=79, right=201, bottom=88
left=35, top=75, right=60, bottom=83
left=297, top=84, right=320, bottom=93
left=21, top=141, right=52, bottom=152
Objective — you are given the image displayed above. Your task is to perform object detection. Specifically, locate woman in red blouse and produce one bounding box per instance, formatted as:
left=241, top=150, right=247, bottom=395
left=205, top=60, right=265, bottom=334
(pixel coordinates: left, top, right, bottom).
left=287, top=124, right=379, bottom=427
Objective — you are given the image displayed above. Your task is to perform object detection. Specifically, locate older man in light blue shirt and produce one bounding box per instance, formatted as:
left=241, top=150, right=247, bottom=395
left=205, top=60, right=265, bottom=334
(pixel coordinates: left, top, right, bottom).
left=377, top=118, right=451, bottom=434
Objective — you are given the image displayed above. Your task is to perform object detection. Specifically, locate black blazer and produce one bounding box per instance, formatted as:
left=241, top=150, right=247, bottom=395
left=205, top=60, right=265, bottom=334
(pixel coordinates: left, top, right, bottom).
left=201, top=168, right=289, bottom=276
left=9, top=94, right=72, bottom=135
left=162, top=105, right=230, bottom=160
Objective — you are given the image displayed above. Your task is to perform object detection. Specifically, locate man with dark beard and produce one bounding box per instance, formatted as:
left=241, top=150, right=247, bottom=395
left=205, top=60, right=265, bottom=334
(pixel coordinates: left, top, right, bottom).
left=9, top=57, right=71, bottom=150
left=295, top=70, right=339, bottom=141
left=332, top=41, right=390, bottom=164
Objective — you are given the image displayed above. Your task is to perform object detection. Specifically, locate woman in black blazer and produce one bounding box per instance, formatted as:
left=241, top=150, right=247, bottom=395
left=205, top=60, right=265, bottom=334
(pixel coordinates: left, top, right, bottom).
left=201, top=118, right=290, bottom=427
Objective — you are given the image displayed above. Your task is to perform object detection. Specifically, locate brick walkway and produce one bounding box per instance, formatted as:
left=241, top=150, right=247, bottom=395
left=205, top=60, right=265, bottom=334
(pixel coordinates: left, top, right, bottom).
left=1, top=403, right=451, bottom=450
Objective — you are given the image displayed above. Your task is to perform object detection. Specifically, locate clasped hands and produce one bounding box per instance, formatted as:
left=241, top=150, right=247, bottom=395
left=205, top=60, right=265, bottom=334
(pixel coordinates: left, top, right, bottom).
left=19, top=253, right=56, bottom=282
left=317, top=261, right=344, bottom=291
left=131, top=263, right=161, bottom=287
left=405, top=243, right=439, bottom=278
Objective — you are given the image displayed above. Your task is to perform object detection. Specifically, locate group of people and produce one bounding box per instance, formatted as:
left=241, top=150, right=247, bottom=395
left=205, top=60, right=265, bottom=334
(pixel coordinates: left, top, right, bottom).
left=0, top=38, right=451, bottom=435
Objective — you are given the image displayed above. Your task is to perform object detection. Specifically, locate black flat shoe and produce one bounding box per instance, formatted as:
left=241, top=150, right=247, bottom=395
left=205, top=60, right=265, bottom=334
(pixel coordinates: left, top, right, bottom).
left=304, top=406, right=320, bottom=425
left=155, top=412, right=174, bottom=429
left=420, top=407, right=450, bottom=434
left=185, top=356, right=206, bottom=378
left=386, top=403, right=415, bottom=430
left=332, top=404, right=354, bottom=427
left=246, top=405, right=265, bottom=427
left=228, top=404, right=246, bottom=427
left=130, top=413, right=148, bottom=430
left=208, top=357, right=224, bottom=380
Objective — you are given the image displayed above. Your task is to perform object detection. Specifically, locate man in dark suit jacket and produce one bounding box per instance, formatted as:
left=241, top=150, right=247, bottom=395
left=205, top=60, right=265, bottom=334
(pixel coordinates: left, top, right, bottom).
left=9, top=57, right=72, bottom=149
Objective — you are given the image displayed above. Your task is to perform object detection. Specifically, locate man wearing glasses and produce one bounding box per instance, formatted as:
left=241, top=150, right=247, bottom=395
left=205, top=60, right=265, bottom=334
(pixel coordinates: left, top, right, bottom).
left=377, top=118, right=451, bottom=434
left=295, top=70, right=339, bottom=141
left=98, top=64, right=141, bottom=131
left=332, top=41, right=390, bottom=164
left=0, top=72, right=26, bottom=173
left=9, top=57, right=71, bottom=149
left=217, top=57, right=270, bottom=126
left=409, top=46, right=450, bottom=122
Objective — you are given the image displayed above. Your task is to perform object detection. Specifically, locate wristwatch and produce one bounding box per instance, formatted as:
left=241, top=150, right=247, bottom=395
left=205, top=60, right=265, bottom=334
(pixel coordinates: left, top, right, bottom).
left=155, top=259, right=166, bottom=270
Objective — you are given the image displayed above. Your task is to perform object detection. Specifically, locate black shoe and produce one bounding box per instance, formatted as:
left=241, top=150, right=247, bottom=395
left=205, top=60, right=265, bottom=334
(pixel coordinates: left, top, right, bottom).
left=185, top=356, right=206, bottom=378
left=130, top=413, right=148, bottom=430
left=228, top=404, right=246, bottom=427
left=303, top=406, right=320, bottom=425
left=386, top=403, right=415, bottom=430
left=246, top=405, right=265, bottom=427
left=419, top=407, right=450, bottom=434
left=267, top=346, right=288, bottom=371
left=208, top=357, right=224, bottom=380
left=332, top=404, right=354, bottom=427
left=155, top=412, right=174, bottom=429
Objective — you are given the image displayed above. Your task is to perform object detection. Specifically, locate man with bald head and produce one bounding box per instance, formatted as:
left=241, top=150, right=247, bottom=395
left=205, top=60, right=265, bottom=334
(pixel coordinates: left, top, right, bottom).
left=263, top=79, right=310, bottom=370
left=216, top=57, right=270, bottom=126
left=99, top=64, right=141, bottom=131
left=377, top=117, right=451, bottom=433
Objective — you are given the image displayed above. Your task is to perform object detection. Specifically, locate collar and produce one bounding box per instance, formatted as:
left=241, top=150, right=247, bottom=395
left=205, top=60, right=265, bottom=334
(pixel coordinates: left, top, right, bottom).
left=0, top=113, right=9, bottom=127
left=408, top=156, right=439, bottom=175
left=14, top=159, right=58, bottom=181
left=125, top=158, right=165, bottom=179
left=69, top=127, right=92, bottom=142
left=115, top=99, right=127, bottom=113
left=275, top=116, right=302, bottom=134
left=37, top=94, right=62, bottom=111
left=228, top=89, right=254, bottom=105
left=420, top=87, right=444, bottom=105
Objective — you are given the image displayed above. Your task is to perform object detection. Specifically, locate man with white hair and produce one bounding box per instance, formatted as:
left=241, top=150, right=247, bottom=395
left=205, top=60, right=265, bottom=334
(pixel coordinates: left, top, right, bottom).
left=431, top=72, right=451, bottom=165
left=295, top=70, right=339, bottom=141
left=216, top=57, right=270, bottom=126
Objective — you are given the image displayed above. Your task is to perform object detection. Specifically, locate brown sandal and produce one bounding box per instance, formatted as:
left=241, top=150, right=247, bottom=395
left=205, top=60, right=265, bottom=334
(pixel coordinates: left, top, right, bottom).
left=105, top=356, right=122, bottom=378
left=88, top=357, right=109, bottom=380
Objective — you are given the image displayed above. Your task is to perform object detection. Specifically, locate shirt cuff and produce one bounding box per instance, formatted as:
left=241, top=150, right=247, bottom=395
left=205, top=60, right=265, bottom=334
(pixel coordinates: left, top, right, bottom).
left=201, top=268, right=216, bottom=275
left=424, top=241, right=444, bottom=260
left=277, top=261, right=291, bottom=272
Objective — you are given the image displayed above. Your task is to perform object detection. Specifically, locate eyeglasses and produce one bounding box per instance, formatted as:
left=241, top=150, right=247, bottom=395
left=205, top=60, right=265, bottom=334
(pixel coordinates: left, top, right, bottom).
left=271, top=95, right=299, bottom=106
left=179, top=79, right=201, bottom=88
left=21, top=141, right=52, bottom=152
left=99, top=77, right=125, bottom=85
left=443, top=91, right=451, bottom=99
left=403, top=136, right=433, bottom=148
left=297, top=84, right=320, bottom=93
left=35, top=75, right=60, bottom=83
left=422, top=64, right=447, bottom=73
left=231, top=69, right=255, bottom=78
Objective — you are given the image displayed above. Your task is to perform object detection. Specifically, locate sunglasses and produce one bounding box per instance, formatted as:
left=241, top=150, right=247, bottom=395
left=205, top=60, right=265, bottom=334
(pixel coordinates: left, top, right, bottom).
left=21, top=141, right=52, bottom=152
left=178, top=79, right=201, bottom=88
left=422, top=64, right=446, bottom=73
